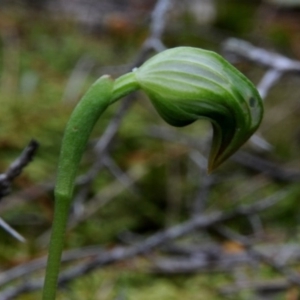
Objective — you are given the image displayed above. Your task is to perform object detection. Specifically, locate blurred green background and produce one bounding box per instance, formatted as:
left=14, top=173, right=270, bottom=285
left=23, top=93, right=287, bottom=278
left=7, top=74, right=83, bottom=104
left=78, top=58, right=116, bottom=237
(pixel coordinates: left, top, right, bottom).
left=1, top=0, right=300, bottom=299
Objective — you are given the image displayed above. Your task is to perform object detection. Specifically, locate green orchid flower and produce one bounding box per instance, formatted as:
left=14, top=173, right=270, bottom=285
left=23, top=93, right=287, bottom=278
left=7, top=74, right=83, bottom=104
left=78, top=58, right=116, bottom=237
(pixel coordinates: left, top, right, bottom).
left=42, top=47, right=263, bottom=300
left=114, top=47, right=263, bottom=171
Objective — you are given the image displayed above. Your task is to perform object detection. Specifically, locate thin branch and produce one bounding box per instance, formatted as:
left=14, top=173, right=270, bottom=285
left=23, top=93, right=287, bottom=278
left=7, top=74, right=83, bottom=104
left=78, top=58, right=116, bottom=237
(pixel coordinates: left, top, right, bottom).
left=61, top=55, right=95, bottom=103
left=103, top=154, right=140, bottom=196
left=147, top=125, right=300, bottom=182
left=257, top=69, right=283, bottom=99
left=189, top=151, right=215, bottom=216
left=0, top=245, right=104, bottom=287
left=214, top=225, right=300, bottom=287
left=0, top=191, right=286, bottom=299
left=220, top=279, right=289, bottom=296
left=0, top=218, right=25, bottom=243
left=0, top=140, right=38, bottom=241
left=144, top=0, right=171, bottom=51
left=232, top=151, right=300, bottom=182
left=36, top=163, right=147, bottom=246
left=0, top=140, right=39, bottom=199
left=223, top=38, right=300, bottom=72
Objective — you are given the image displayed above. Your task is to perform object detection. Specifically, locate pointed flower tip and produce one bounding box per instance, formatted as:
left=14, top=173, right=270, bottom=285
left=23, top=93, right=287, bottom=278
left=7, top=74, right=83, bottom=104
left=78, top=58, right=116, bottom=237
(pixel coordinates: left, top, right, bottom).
left=207, top=158, right=221, bottom=174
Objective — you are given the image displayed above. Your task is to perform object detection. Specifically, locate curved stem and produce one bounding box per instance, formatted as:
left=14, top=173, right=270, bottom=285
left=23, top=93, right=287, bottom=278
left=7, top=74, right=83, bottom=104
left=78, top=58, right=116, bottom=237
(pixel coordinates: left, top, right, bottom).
left=43, top=76, right=114, bottom=300
left=43, top=71, right=141, bottom=299
left=111, top=71, right=139, bottom=104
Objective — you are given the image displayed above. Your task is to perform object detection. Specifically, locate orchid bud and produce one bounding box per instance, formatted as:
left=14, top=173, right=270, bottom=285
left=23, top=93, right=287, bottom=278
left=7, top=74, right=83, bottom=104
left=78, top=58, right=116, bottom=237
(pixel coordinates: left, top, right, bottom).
left=132, top=47, right=263, bottom=171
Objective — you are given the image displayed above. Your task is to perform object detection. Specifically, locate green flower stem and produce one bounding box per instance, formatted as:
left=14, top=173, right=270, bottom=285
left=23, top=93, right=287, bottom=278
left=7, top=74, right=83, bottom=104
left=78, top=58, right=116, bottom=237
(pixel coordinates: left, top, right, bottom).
left=42, top=75, right=114, bottom=300
left=110, top=71, right=139, bottom=104
left=42, top=194, right=70, bottom=300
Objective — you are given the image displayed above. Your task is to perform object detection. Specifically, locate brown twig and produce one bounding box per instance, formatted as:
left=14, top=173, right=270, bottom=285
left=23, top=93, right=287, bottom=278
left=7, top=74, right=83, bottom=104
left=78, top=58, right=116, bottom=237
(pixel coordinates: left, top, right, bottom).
left=0, top=140, right=39, bottom=199
left=0, top=191, right=286, bottom=299
left=0, top=140, right=38, bottom=241
left=214, top=225, right=300, bottom=287
left=147, top=125, right=300, bottom=182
